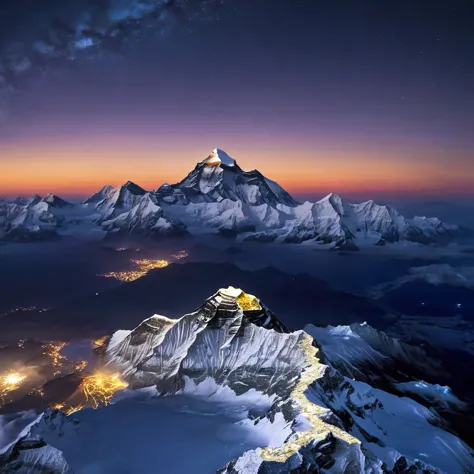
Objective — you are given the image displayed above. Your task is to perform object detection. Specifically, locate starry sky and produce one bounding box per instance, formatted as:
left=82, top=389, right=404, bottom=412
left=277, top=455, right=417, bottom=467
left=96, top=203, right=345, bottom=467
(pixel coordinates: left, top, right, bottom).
left=0, top=0, right=473, bottom=200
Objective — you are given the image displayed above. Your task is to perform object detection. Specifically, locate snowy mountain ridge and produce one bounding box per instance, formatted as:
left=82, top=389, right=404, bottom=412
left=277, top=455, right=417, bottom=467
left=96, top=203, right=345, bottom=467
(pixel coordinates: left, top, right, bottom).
left=0, top=149, right=467, bottom=245
left=1, top=287, right=472, bottom=473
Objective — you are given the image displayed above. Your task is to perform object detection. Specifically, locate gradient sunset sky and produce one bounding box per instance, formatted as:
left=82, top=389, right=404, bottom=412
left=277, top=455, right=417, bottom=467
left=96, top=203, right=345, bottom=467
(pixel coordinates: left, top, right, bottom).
left=1, top=0, right=473, bottom=200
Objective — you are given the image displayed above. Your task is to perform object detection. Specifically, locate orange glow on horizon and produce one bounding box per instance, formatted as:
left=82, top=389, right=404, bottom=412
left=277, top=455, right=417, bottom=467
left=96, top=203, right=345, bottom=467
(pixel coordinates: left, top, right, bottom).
left=1, top=142, right=473, bottom=198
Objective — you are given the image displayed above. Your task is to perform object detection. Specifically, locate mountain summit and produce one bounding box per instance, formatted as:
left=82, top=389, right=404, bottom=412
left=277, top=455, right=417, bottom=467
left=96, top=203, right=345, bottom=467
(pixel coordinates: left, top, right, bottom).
left=203, top=148, right=236, bottom=167
left=94, top=181, right=147, bottom=221
left=156, top=148, right=299, bottom=208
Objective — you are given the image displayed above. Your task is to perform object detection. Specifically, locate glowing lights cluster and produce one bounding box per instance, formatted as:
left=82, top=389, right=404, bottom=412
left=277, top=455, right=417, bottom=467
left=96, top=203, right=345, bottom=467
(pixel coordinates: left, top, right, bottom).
left=42, top=341, right=88, bottom=376
left=236, top=291, right=262, bottom=311
left=0, top=372, right=26, bottom=402
left=93, top=336, right=109, bottom=348
left=42, top=342, right=67, bottom=375
left=53, top=372, right=128, bottom=415
left=81, top=372, right=128, bottom=409
left=99, top=258, right=169, bottom=282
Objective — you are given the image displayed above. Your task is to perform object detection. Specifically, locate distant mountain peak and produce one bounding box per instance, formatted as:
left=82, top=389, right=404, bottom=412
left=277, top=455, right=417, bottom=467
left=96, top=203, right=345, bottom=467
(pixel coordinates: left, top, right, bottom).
left=83, top=185, right=114, bottom=204
left=318, top=192, right=345, bottom=215
left=43, top=193, right=72, bottom=208
left=122, top=181, right=146, bottom=195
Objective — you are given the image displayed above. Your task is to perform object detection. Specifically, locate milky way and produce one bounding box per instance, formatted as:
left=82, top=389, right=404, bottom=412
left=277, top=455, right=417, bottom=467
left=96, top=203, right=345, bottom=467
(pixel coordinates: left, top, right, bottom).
left=0, top=0, right=220, bottom=99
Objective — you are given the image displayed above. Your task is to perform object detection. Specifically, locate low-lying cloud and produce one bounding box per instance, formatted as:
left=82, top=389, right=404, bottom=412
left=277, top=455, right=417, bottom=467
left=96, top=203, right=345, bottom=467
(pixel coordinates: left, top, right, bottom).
left=370, top=263, right=474, bottom=298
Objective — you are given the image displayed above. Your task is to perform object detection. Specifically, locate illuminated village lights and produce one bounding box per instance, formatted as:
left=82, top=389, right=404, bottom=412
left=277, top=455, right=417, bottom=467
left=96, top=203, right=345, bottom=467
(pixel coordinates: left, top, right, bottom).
left=42, top=341, right=67, bottom=375
left=51, top=371, right=128, bottom=415
left=0, top=371, right=27, bottom=401
left=98, top=258, right=169, bottom=282
left=74, top=360, right=88, bottom=372
left=81, top=372, right=128, bottom=409
left=93, top=336, right=109, bottom=348
left=2, top=372, right=26, bottom=389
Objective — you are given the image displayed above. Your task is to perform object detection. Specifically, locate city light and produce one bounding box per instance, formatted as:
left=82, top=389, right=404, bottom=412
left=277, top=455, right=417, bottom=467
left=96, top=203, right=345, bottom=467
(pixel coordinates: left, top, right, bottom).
left=93, top=336, right=109, bottom=348
left=98, top=258, right=169, bottom=282
left=0, top=371, right=27, bottom=401
left=81, top=372, right=128, bottom=408
left=42, top=342, right=67, bottom=375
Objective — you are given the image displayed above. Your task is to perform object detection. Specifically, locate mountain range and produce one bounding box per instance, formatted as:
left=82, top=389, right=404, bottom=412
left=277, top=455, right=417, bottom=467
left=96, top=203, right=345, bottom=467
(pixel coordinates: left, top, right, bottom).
left=0, top=149, right=466, bottom=247
left=1, top=287, right=473, bottom=473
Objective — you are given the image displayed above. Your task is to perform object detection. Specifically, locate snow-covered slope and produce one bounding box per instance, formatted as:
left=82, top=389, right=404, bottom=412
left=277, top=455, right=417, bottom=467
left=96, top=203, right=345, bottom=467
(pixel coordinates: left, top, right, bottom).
left=305, top=322, right=444, bottom=385
left=0, top=195, right=62, bottom=241
left=101, top=193, right=187, bottom=239
left=94, top=181, right=147, bottom=222
left=304, top=322, right=474, bottom=431
left=2, top=288, right=473, bottom=473
left=83, top=184, right=114, bottom=205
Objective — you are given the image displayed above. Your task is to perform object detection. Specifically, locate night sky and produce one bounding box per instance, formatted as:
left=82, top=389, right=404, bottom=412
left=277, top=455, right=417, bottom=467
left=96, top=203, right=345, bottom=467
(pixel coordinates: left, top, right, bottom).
left=0, top=0, right=473, bottom=199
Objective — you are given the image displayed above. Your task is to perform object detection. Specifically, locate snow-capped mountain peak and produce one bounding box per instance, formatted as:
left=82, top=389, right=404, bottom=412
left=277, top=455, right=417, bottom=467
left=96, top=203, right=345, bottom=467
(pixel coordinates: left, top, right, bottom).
left=83, top=184, right=115, bottom=204
left=203, top=148, right=236, bottom=167
left=156, top=149, right=299, bottom=208
left=43, top=194, right=72, bottom=208
left=102, top=192, right=186, bottom=238
left=94, top=181, right=148, bottom=221
left=122, top=181, right=146, bottom=194
left=316, top=192, right=346, bottom=216
left=26, top=194, right=42, bottom=206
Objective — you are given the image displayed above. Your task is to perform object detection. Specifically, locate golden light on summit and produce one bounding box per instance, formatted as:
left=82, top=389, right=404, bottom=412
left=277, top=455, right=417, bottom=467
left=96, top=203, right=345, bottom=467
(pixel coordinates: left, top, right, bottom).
left=220, top=286, right=262, bottom=311
left=236, top=291, right=262, bottom=311
left=204, top=150, right=222, bottom=167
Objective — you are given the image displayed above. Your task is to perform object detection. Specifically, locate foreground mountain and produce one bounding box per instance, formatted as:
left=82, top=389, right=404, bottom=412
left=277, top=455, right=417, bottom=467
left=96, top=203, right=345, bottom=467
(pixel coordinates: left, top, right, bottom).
left=1, top=287, right=472, bottom=473
left=1, top=149, right=467, bottom=245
